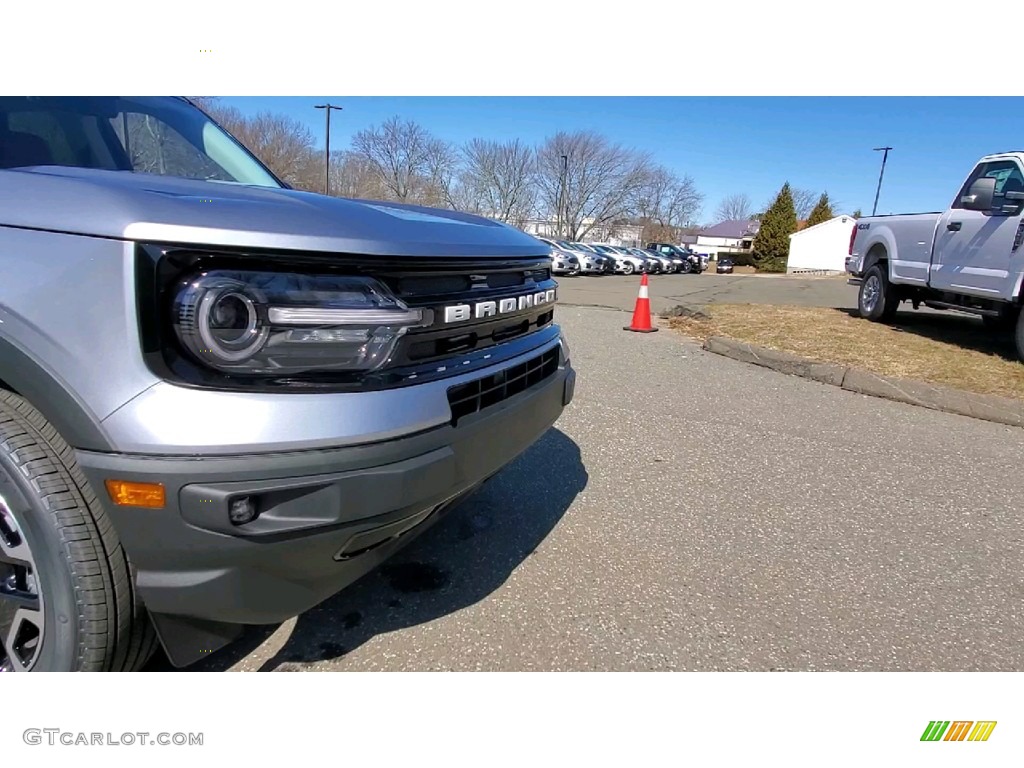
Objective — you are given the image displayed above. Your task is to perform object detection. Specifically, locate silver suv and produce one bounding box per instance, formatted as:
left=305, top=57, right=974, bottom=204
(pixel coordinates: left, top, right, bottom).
left=537, top=237, right=580, bottom=276
left=0, top=97, right=575, bottom=671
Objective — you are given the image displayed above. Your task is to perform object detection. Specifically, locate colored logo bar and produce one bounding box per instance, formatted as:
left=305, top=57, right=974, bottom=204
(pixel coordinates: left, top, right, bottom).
left=921, top=721, right=997, bottom=742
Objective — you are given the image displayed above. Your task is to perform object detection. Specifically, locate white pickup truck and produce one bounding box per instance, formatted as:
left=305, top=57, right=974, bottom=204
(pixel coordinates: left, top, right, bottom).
left=846, top=152, right=1024, bottom=360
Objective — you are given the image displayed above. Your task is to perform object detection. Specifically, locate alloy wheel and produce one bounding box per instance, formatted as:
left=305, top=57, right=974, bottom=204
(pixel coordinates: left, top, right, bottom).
left=0, top=494, right=44, bottom=672
left=861, top=274, right=881, bottom=314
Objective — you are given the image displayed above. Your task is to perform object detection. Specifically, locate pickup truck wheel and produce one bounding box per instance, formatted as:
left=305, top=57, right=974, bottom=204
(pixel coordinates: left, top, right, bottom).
left=0, top=391, right=157, bottom=671
left=858, top=265, right=899, bottom=322
left=1015, top=309, right=1024, bottom=363
left=983, top=307, right=1018, bottom=333
left=679, top=260, right=693, bottom=274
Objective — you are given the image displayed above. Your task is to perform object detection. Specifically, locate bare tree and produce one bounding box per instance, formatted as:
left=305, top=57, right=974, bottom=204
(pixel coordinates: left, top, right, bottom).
left=714, top=194, right=753, bottom=222
left=460, top=138, right=537, bottom=225
left=536, top=131, right=653, bottom=241
left=664, top=175, right=703, bottom=229
left=330, top=150, right=385, bottom=199
left=791, top=188, right=818, bottom=220
left=416, top=139, right=461, bottom=208
left=351, top=116, right=441, bottom=202
left=186, top=99, right=318, bottom=189
left=631, top=166, right=674, bottom=222
left=632, top=166, right=703, bottom=242
left=237, top=112, right=318, bottom=189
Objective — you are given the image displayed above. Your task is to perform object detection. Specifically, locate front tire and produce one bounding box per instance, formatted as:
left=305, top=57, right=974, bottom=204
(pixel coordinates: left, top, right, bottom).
left=857, top=264, right=900, bottom=322
left=1015, top=307, right=1024, bottom=363
left=622, top=262, right=635, bottom=276
left=679, top=260, right=692, bottom=274
left=0, top=391, right=157, bottom=671
left=983, top=306, right=1019, bottom=333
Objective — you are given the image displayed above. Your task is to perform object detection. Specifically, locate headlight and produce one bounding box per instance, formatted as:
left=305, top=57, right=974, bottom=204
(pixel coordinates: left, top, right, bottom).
left=171, top=270, right=424, bottom=375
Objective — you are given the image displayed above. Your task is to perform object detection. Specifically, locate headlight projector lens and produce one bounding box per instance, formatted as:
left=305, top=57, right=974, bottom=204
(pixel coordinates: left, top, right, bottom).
left=170, top=269, right=425, bottom=375
left=197, top=288, right=268, bottom=361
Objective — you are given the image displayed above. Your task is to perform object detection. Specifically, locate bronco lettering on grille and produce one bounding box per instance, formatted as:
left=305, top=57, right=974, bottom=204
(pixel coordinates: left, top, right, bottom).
left=442, top=289, right=556, bottom=324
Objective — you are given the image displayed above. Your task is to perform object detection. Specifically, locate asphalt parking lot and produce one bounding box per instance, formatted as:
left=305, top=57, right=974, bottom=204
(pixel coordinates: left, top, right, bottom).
left=558, top=270, right=859, bottom=315
left=165, top=293, right=1024, bottom=672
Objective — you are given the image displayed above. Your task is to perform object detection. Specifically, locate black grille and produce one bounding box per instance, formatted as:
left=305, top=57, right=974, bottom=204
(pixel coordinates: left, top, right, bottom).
left=446, top=346, right=559, bottom=425
left=392, top=265, right=551, bottom=298
left=403, top=308, right=554, bottom=362
left=384, top=257, right=558, bottom=365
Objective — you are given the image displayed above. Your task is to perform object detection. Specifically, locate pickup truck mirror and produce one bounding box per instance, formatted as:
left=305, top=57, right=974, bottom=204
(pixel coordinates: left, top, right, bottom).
left=962, top=177, right=995, bottom=211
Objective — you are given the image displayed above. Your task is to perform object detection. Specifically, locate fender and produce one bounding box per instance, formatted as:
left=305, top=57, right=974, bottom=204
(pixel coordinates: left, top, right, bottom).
left=859, top=228, right=898, bottom=275
left=0, top=334, right=114, bottom=452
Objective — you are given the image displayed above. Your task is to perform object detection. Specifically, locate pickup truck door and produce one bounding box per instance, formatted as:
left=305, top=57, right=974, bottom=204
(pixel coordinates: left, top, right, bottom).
left=930, top=159, right=1024, bottom=299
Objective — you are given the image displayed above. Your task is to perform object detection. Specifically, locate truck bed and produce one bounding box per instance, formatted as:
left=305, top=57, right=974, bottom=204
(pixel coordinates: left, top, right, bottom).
left=853, top=212, right=944, bottom=285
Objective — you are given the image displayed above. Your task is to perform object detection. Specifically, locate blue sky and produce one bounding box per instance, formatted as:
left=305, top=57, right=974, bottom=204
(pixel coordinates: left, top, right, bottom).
left=219, top=97, right=1024, bottom=222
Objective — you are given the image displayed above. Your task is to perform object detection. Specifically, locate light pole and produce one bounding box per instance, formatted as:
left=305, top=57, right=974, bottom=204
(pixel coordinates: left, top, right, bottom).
left=314, top=103, right=343, bottom=196
left=872, top=146, right=892, bottom=216
left=558, top=154, right=568, bottom=238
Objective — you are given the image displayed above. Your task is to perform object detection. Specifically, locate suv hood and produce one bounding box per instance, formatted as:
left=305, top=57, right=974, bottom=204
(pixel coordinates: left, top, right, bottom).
left=0, top=166, right=546, bottom=258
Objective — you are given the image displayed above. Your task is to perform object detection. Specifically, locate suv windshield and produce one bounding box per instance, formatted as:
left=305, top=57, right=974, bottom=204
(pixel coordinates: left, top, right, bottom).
left=0, top=97, right=282, bottom=188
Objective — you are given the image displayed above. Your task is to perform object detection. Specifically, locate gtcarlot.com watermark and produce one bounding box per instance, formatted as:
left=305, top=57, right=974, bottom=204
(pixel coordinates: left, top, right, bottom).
left=23, top=729, right=203, bottom=747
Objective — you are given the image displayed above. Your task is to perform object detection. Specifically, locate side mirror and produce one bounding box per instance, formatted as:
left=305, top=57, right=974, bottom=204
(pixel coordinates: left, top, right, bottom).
left=962, top=177, right=995, bottom=211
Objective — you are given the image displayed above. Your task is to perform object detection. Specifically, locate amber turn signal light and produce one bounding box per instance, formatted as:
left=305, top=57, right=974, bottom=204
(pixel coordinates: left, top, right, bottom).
left=104, top=480, right=166, bottom=509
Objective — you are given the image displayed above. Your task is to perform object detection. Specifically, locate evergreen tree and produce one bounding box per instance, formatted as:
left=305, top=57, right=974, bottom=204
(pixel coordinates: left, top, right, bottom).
left=751, top=182, right=797, bottom=272
left=806, top=193, right=833, bottom=227
left=852, top=208, right=863, bottom=219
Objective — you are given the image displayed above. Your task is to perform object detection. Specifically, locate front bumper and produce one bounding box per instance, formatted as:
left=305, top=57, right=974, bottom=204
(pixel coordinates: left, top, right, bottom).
left=75, top=343, right=575, bottom=630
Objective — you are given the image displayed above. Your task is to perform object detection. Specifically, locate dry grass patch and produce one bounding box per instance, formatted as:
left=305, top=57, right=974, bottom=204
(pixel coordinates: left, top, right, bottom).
left=669, top=303, right=1024, bottom=400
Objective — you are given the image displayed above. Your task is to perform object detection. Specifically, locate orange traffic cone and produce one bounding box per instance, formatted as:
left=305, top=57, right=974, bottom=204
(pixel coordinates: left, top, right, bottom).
left=623, top=273, right=658, bottom=333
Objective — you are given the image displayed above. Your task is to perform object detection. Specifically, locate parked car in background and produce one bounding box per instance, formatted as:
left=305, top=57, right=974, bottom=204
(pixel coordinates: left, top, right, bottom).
left=646, top=242, right=703, bottom=274
left=590, top=243, right=647, bottom=275
left=611, top=245, right=659, bottom=273
left=847, top=152, right=1024, bottom=360
left=568, top=242, right=614, bottom=274
left=632, top=247, right=674, bottom=273
left=537, top=237, right=580, bottom=276
left=552, top=253, right=580, bottom=276
left=716, top=257, right=735, bottom=274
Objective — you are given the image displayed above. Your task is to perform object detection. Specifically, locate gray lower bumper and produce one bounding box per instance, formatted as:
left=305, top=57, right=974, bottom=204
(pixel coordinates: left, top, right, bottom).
left=76, top=359, right=573, bottom=628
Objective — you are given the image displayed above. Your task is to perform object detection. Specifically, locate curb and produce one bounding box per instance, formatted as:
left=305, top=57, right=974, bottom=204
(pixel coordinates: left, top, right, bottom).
left=703, top=336, right=1024, bottom=429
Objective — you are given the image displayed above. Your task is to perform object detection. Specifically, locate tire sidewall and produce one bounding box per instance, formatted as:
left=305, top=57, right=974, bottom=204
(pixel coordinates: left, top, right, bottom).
left=858, top=266, right=887, bottom=320
left=1015, top=307, right=1024, bottom=362
left=0, top=459, right=80, bottom=671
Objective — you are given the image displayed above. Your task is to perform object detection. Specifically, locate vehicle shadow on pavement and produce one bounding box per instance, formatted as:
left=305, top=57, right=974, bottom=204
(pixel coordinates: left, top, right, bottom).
left=832, top=307, right=1019, bottom=361
left=176, top=426, right=587, bottom=671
